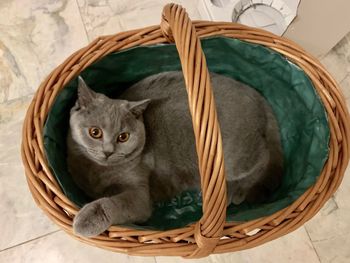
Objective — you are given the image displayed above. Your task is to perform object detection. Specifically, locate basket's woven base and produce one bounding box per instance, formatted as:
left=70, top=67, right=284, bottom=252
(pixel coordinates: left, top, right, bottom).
left=21, top=4, right=350, bottom=258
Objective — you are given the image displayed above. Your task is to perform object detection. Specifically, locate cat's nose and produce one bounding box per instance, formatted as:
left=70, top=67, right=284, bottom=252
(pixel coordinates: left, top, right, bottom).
left=104, top=151, right=113, bottom=158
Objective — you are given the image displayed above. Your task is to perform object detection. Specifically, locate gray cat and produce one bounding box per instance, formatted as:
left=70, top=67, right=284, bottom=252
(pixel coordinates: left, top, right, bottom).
left=68, top=71, right=283, bottom=237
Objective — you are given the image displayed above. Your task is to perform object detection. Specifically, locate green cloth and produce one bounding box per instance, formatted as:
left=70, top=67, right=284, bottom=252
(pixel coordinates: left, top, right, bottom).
left=43, top=37, right=330, bottom=230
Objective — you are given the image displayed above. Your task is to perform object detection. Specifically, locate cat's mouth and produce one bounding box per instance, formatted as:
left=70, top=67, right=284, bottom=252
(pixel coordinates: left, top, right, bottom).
left=106, top=154, right=125, bottom=159
left=104, top=154, right=125, bottom=162
left=92, top=154, right=126, bottom=166
left=87, top=148, right=141, bottom=166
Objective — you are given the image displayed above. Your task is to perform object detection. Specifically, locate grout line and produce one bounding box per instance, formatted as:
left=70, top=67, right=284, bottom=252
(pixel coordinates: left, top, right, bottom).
left=74, top=0, right=91, bottom=43
left=0, top=93, right=35, bottom=107
left=339, top=73, right=350, bottom=85
left=304, top=227, right=322, bottom=263
left=0, top=230, right=61, bottom=253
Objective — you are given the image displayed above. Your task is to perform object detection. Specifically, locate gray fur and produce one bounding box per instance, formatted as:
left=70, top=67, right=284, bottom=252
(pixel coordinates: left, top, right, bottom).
left=68, top=72, right=283, bottom=237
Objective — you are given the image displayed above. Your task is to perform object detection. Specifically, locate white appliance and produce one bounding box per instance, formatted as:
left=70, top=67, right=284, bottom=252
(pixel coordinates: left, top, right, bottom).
left=198, top=0, right=300, bottom=36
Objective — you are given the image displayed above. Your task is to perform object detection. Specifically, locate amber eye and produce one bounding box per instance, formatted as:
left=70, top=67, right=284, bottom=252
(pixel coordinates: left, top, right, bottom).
left=118, top=132, right=130, bottom=143
left=89, top=127, right=103, bottom=139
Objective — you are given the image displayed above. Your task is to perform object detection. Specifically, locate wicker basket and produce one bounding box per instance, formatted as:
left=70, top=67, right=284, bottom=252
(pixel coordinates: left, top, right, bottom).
left=21, top=3, right=350, bottom=258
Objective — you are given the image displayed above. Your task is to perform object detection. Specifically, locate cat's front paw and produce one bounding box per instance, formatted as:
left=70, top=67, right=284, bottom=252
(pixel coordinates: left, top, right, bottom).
left=73, top=198, right=112, bottom=237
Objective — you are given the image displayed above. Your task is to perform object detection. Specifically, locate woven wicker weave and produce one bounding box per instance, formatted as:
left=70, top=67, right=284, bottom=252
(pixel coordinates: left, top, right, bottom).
left=21, top=3, right=350, bottom=258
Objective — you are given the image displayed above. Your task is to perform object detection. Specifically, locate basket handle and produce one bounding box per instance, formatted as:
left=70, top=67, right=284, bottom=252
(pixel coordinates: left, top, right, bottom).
left=161, top=4, right=227, bottom=258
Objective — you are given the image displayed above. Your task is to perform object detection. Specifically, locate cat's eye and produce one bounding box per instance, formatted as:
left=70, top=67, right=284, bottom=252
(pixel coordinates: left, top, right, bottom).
left=118, top=132, right=130, bottom=143
left=89, top=127, right=103, bottom=139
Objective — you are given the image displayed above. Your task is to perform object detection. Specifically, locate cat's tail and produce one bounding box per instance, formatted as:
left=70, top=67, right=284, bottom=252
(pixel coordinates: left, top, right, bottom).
left=246, top=102, right=284, bottom=203
left=264, top=102, right=284, bottom=189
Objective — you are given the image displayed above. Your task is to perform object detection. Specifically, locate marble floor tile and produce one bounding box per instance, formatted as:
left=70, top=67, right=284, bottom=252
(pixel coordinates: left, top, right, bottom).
left=333, top=165, right=350, bottom=211
left=339, top=74, right=350, bottom=105
left=156, top=255, right=213, bottom=263
left=302, top=95, right=350, bottom=262
left=77, top=0, right=201, bottom=41
left=305, top=197, right=350, bottom=263
left=0, top=94, right=33, bottom=123
left=0, top=0, right=88, bottom=103
left=237, top=227, right=320, bottom=263
left=155, top=227, right=320, bottom=263
left=332, top=32, right=350, bottom=69
left=0, top=97, right=59, bottom=251
left=305, top=166, right=350, bottom=263
left=0, top=231, right=156, bottom=263
left=320, top=31, right=350, bottom=83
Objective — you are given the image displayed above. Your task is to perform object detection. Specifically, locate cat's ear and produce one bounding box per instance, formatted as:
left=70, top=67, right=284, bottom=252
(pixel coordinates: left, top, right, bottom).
left=128, top=99, right=151, bottom=117
left=77, top=76, right=97, bottom=108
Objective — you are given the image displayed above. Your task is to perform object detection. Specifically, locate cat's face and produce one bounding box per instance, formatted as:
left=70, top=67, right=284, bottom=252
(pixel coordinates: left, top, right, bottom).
left=69, top=77, right=150, bottom=166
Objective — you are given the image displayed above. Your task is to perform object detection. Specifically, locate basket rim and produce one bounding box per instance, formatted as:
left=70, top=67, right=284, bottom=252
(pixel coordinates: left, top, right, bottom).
left=21, top=7, right=350, bottom=258
left=44, top=35, right=331, bottom=228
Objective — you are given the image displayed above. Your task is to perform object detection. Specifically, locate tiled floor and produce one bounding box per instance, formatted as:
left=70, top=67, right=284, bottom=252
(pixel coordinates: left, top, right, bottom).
left=0, top=1, right=349, bottom=262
